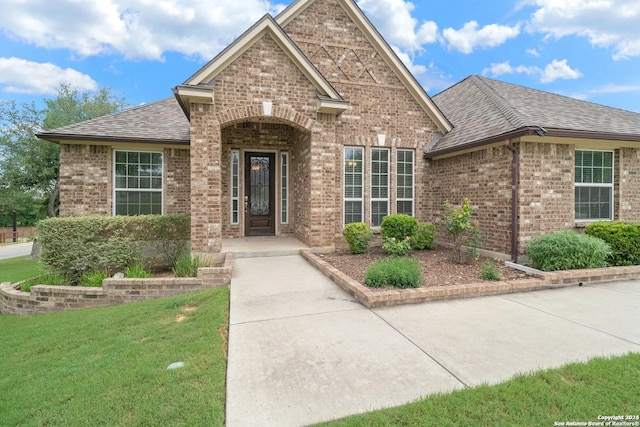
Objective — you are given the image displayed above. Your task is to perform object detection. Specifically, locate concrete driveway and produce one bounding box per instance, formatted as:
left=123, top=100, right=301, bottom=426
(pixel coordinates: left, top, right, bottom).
left=226, top=255, right=640, bottom=427
left=0, top=242, right=33, bottom=260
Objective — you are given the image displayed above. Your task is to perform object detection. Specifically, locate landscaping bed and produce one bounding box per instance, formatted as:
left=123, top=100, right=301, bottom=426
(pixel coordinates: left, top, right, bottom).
left=318, top=245, right=530, bottom=288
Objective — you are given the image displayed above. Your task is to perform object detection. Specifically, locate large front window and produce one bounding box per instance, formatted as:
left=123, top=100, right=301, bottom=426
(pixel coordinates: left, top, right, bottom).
left=114, top=151, right=163, bottom=215
left=344, top=147, right=364, bottom=224
left=371, top=148, right=389, bottom=227
left=396, top=149, right=414, bottom=216
left=575, top=150, right=613, bottom=221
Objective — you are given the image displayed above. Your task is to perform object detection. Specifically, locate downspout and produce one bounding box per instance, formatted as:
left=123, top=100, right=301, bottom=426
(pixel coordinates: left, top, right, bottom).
left=505, top=140, right=519, bottom=263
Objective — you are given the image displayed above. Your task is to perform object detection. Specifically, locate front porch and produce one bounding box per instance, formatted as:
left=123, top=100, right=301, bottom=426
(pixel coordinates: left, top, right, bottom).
left=221, top=236, right=333, bottom=258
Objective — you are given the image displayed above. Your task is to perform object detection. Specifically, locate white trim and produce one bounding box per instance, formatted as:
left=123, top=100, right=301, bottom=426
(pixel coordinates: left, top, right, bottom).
left=231, top=150, right=240, bottom=224
left=343, top=146, right=365, bottom=225
left=370, top=147, right=389, bottom=227
left=396, top=149, right=415, bottom=216
left=112, top=149, right=164, bottom=216
left=574, top=149, right=614, bottom=222
left=281, top=152, right=289, bottom=224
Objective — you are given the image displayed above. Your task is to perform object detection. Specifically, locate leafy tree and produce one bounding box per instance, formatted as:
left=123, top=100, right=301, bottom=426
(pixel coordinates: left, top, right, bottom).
left=0, top=84, right=126, bottom=221
left=441, top=197, right=481, bottom=264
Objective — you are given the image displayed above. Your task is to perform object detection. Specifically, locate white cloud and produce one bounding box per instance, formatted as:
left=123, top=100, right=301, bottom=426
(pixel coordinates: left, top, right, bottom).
left=357, top=0, right=439, bottom=53
left=527, top=0, right=640, bottom=59
left=442, top=21, right=521, bottom=54
left=589, top=83, right=640, bottom=94
left=482, top=61, right=539, bottom=77
left=482, top=59, right=582, bottom=83
left=526, top=48, right=540, bottom=56
left=0, top=57, right=98, bottom=94
left=540, top=59, right=583, bottom=83
left=0, top=0, right=286, bottom=61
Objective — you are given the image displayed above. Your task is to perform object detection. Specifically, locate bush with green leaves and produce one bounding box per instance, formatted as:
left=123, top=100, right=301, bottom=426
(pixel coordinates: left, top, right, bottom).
left=479, top=260, right=501, bottom=281
left=343, top=222, right=373, bottom=254
left=441, top=198, right=481, bottom=264
left=20, top=273, right=68, bottom=292
left=125, top=262, right=154, bottom=278
left=584, top=221, right=640, bottom=266
left=411, top=222, right=436, bottom=250
left=172, top=254, right=211, bottom=278
left=380, top=214, right=418, bottom=241
left=80, top=270, right=109, bottom=287
left=38, top=214, right=189, bottom=284
left=365, top=257, right=423, bottom=289
left=526, top=230, right=611, bottom=271
left=382, top=236, right=412, bottom=256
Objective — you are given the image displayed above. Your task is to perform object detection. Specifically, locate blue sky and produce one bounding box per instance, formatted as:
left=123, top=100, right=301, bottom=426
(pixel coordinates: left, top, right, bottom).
left=0, top=0, right=639, bottom=113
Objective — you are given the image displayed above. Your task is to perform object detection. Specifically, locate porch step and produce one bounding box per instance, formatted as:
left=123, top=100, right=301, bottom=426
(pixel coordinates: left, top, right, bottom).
left=229, top=248, right=302, bottom=259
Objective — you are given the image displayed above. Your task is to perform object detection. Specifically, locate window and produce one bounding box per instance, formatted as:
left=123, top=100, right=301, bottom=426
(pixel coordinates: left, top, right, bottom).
left=114, top=151, right=163, bottom=215
left=231, top=150, right=239, bottom=224
left=371, top=148, right=389, bottom=226
left=396, top=149, right=414, bottom=216
left=575, top=150, right=613, bottom=221
left=281, top=152, right=289, bottom=224
left=344, top=147, right=364, bottom=224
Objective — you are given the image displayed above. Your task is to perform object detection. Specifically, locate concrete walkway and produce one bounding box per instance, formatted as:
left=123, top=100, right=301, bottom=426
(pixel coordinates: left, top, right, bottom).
left=0, top=242, right=33, bottom=260
left=226, top=254, right=640, bottom=427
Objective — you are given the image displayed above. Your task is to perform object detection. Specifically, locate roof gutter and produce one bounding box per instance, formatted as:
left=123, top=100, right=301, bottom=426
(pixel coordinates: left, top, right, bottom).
left=35, top=132, right=190, bottom=146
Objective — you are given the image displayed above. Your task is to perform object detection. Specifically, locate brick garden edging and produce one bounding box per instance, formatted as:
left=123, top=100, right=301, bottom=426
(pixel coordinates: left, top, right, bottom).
left=0, top=253, right=233, bottom=316
left=301, top=250, right=640, bottom=308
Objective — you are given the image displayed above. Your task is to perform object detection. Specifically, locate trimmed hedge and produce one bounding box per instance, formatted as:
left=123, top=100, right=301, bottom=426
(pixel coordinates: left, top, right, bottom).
left=38, top=214, right=190, bottom=284
left=585, top=221, right=640, bottom=266
left=411, top=222, right=436, bottom=250
left=343, top=222, right=373, bottom=254
left=381, top=214, right=418, bottom=240
left=525, top=230, right=611, bottom=271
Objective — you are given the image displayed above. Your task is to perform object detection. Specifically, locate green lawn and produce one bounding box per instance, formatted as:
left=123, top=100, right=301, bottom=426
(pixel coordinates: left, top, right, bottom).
left=0, top=287, right=229, bottom=426
left=318, top=352, right=640, bottom=426
left=0, top=255, right=44, bottom=283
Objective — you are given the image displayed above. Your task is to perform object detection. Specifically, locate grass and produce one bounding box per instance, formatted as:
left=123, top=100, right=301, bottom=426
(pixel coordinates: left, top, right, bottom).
left=317, top=352, right=640, bottom=426
left=0, top=255, right=44, bottom=283
left=0, top=287, right=229, bottom=426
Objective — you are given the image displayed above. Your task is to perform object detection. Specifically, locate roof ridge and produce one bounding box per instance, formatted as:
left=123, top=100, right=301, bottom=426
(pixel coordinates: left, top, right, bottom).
left=470, top=75, right=529, bottom=129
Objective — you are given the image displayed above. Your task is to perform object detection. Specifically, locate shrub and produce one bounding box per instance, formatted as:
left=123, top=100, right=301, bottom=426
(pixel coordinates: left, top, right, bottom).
left=125, top=262, right=154, bottom=278
left=343, top=222, right=373, bottom=254
left=38, top=214, right=189, bottom=284
left=411, top=222, right=436, bottom=250
left=172, top=254, right=211, bottom=278
left=382, top=236, right=412, bottom=256
left=20, top=273, right=69, bottom=292
left=381, top=214, right=418, bottom=241
left=441, top=198, right=481, bottom=264
left=526, top=231, right=611, bottom=271
left=585, top=221, right=640, bottom=266
left=80, top=270, right=109, bottom=287
left=364, top=257, right=423, bottom=289
left=479, top=260, right=501, bottom=281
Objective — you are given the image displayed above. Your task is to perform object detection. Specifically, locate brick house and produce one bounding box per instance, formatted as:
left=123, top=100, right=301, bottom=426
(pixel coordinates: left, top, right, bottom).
left=37, top=0, right=640, bottom=261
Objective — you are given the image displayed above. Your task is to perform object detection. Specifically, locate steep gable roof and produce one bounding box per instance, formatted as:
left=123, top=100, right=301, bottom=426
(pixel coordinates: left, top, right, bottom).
left=428, top=75, right=640, bottom=156
left=37, top=98, right=189, bottom=145
left=276, top=0, right=452, bottom=134
left=174, top=13, right=347, bottom=118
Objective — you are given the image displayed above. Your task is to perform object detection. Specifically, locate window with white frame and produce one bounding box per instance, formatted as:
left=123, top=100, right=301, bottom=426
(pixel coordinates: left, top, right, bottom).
left=396, top=149, right=414, bottom=216
left=114, top=151, right=163, bottom=215
left=344, top=147, right=364, bottom=224
left=281, top=152, right=289, bottom=224
left=371, top=148, right=389, bottom=226
left=575, top=149, right=613, bottom=221
left=231, top=150, right=239, bottom=224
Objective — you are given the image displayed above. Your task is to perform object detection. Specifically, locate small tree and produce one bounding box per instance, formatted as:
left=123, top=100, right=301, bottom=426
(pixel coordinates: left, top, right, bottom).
left=441, top=198, right=480, bottom=264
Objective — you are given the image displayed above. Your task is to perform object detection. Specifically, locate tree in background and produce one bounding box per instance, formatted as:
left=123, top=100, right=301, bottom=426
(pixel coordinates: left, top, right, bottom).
left=0, top=84, right=126, bottom=224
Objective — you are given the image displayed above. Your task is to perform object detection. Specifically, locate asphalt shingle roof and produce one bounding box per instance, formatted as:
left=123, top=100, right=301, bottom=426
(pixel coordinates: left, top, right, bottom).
left=430, top=75, right=640, bottom=155
left=37, top=97, right=189, bottom=144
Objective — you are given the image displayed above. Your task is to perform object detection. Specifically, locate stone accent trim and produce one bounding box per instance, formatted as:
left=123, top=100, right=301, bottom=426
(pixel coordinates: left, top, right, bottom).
left=301, top=250, right=640, bottom=308
left=1, top=254, right=233, bottom=316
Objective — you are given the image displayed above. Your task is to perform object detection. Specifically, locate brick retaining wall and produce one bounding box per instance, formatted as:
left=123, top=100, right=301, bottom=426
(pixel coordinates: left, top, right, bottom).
left=0, top=254, right=233, bottom=316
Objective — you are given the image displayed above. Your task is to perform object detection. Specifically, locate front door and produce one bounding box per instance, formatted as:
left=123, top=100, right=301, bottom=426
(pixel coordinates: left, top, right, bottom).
left=244, top=152, right=276, bottom=236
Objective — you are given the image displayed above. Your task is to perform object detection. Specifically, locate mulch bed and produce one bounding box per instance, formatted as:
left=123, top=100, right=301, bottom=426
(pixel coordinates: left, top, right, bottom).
left=318, top=245, right=530, bottom=288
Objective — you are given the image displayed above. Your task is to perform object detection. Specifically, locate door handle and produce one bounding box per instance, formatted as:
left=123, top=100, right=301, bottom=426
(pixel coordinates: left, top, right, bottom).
left=244, top=200, right=249, bottom=213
